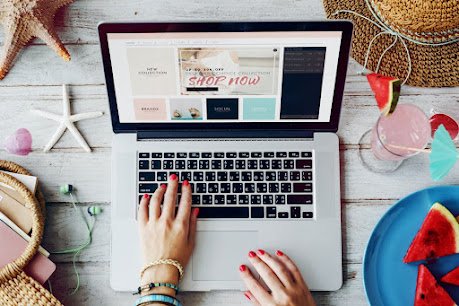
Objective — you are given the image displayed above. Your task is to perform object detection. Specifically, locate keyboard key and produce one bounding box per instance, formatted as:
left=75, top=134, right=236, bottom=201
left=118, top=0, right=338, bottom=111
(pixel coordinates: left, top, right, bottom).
left=291, top=207, right=301, bottom=218
left=245, top=183, right=255, bottom=193
left=272, top=160, right=282, bottom=169
left=227, top=195, right=237, bottom=204
left=263, top=195, right=273, bottom=204
left=241, top=172, right=252, bottom=181
left=290, top=171, right=301, bottom=181
left=139, top=172, right=155, bottom=181
left=302, top=171, right=313, bottom=181
left=281, top=183, right=291, bottom=192
left=199, top=160, right=210, bottom=169
left=202, top=152, right=212, bottom=158
left=301, top=152, right=312, bottom=158
left=264, top=152, right=275, bottom=158
left=139, top=152, right=150, bottom=158
left=229, top=172, right=240, bottom=181
left=139, top=160, right=149, bottom=169
left=202, top=195, right=212, bottom=205
left=187, top=160, right=198, bottom=169
left=269, top=183, right=279, bottom=193
left=287, top=195, right=313, bottom=204
left=235, top=160, right=246, bottom=169
left=151, top=153, right=162, bottom=158
left=275, top=195, right=286, bottom=204
left=177, top=153, right=187, bottom=158
left=189, top=152, right=200, bottom=158
left=139, top=183, right=158, bottom=193
left=278, top=172, right=288, bottom=181
left=239, top=152, right=250, bottom=158
left=296, top=160, right=312, bottom=169
left=251, top=195, right=261, bottom=204
left=226, top=152, right=237, bottom=158
left=181, top=172, right=192, bottom=181
left=196, top=183, right=206, bottom=193
left=163, top=160, right=174, bottom=169
left=198, top=207, right=249, bottom=218
left=278, top=212, right=289, bottom=218
left=157, top=172, right=167, bottom=181
left=239, top=195, right=250, bottom=204
left=151, top=160, right=161, bottom=169
left=175, top=160, right=186, bottom=169
left=214, top=152, right=224, bottom=158
left=284, top=160, right=294, bottom=169
left=267, top=207, right=277, bottom=218
left=164, top=153, right=175, bottom=158
left=189, top=183, right=196, bottom=193
left=193, top=172, right=204, bottom=181
left=276, top=152, right=287, bottom=158
left=248, top=160, right=258, bottom=169
left=303, top=212, right=313, bottom=218
left=251, top=207, right=264, bottom=218
left=169, top=171, right=179, bottom=179
left=232, top=183, right=243, bottom=193
left=289, top=152, right=300, bottom=158
left=205, top=172, right=216, bottom=181
left=217, top=171, right=228, bottom=181
left=192, top=195, right=201, bottom=204
left=223, top=160, right=234, bottom=169
left=257, top=183, right=267, bottom=193
left=253, top=172, right=264, bottom=181
left=266, top=172, right=276, bottom=181
left=221, top=183, right=231, bottom=193
left=211, top=160, right=222, bottom=169
left=251, top=152, right=262, bottom=158
left=215, top=195, right=225, bottom=205
left=208, top=183, right=219, bottom=193
left=293, top=183, right=313, bottom=193
left=259, top=160, right=270, bottom=169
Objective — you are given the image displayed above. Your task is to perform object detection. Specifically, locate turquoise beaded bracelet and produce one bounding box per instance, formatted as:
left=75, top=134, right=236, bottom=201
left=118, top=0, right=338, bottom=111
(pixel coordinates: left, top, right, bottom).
left=135, top=294, right=182, bottom=306
left=135, top=282, right=179, bottom=295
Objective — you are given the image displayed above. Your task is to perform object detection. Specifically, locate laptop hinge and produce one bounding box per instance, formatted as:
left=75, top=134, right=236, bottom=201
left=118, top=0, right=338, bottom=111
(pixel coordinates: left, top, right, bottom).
left=137, top=129, right=314, bottom=140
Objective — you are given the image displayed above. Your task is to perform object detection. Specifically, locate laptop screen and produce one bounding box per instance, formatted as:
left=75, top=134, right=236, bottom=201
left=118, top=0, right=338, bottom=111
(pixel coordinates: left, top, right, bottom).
left=106, top=31, right=342, bottom=124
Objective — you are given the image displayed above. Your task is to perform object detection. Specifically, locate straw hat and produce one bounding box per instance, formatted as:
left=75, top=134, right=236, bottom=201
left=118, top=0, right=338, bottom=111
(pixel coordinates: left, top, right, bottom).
left=323, top=0, right=459, bottom=87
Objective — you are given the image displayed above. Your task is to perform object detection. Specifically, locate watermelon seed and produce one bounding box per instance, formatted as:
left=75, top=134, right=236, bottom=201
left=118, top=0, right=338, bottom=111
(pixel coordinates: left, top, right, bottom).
left=420, top=294, right=425, bottom=299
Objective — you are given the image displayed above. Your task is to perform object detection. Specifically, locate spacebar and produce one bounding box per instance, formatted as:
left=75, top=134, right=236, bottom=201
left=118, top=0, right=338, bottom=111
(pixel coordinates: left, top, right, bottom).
left=197, top=207, right=249, bottom=218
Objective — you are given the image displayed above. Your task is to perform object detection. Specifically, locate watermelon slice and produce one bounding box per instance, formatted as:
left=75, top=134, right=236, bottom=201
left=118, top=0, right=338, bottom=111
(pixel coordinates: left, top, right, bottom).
left=367, top=73, right=401, bottom=116
left=404, top=203, right=459, bottom=263
left=430, top=114, right=459, bottom=140
left=441, top=267, right=459, bottom=286
left=415, top=265, right=456, bottom=306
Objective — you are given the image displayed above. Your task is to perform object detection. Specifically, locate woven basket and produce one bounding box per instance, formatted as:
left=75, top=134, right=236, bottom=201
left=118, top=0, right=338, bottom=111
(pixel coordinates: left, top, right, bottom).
left=0, top=160, right=62, bottom=306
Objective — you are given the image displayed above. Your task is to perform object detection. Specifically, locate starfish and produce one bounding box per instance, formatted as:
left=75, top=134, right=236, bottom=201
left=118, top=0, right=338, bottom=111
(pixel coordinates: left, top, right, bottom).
left=0, top=0, right=75, bottom=80
left=31, top=84, right=103, bottom=152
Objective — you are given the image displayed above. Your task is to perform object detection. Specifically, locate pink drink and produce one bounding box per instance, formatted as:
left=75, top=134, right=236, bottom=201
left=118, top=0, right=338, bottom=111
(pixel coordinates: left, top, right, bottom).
left=371, top=104, right=431, bottom=161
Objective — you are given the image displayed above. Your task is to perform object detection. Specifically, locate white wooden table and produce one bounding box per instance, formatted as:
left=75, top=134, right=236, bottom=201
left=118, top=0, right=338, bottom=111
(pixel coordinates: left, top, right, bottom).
left=1, top=0, right=458, bottom=305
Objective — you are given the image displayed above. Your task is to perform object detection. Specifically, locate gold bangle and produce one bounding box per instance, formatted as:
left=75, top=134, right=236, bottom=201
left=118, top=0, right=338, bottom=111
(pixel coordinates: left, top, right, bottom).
left=140, top=259, right=184, bottom=281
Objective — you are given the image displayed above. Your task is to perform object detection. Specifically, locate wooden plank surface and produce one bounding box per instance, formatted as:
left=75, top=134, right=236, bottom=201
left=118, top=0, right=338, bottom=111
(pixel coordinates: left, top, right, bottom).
left=1, top=0, right=458, bottom=304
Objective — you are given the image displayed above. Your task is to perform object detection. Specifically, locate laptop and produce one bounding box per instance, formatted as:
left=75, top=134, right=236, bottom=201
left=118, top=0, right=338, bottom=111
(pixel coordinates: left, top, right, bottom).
left=98, top=21, right=353, bottom=292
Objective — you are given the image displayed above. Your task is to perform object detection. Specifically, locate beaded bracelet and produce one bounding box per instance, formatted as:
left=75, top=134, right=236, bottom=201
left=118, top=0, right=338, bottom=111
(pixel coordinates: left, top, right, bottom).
left=134, top=282, right=179, bottom=295
left=140, top=259, right=184, bottom=280
left=135, top=294, right=182, bottom=306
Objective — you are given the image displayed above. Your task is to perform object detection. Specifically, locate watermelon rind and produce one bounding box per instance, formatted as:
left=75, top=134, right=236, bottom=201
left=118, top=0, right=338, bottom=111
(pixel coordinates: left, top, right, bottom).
left=366, top=73, right=401, bottom=117
left=404, top=202, right=459, bottom=263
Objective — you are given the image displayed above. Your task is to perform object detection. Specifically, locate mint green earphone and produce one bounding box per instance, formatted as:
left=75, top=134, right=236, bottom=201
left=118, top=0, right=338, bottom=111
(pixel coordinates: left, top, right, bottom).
left=48, top=184, right=102, bottom=301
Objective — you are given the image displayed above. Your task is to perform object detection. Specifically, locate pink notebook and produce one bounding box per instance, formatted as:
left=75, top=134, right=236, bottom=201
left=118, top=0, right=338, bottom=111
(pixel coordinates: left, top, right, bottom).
left=0, top=221, right=56, bottom=284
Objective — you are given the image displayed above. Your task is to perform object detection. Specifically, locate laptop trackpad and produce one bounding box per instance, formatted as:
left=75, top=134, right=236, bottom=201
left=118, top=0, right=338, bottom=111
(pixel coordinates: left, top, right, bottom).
left=192, top=231, right=258, bottom=281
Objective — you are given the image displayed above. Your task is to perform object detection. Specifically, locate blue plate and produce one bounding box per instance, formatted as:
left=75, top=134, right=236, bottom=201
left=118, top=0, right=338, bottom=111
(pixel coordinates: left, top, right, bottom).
left=364, top=185, right=459, bottom=305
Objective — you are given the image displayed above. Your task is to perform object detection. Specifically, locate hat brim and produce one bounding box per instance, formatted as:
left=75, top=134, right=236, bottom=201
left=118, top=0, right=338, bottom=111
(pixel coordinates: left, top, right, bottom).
left=323, top=0, right=459, bottom=87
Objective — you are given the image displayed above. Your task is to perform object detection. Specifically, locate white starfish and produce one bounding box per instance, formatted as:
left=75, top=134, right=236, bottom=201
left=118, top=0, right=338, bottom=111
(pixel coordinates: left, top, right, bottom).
left=31, top=84, right=103, bottom=152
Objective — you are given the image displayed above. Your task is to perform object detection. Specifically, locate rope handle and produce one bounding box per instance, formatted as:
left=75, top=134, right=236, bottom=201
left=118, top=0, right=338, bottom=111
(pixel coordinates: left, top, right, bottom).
left=0, top=160, right=46, bottom=283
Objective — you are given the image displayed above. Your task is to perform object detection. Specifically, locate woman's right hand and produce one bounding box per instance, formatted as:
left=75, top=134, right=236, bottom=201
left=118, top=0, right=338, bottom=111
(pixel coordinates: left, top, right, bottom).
left=239, top=250, right=316, bottom=306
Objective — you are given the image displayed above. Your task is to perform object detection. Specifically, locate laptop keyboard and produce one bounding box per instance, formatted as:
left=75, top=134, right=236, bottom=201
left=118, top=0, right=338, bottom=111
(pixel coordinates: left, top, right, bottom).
left=137, top=151, right=314, bottom=219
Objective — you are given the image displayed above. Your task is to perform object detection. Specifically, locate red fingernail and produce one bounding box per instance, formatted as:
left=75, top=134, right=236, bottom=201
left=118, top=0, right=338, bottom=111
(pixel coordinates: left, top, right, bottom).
left=143, top=193, right=149, bottom=199
left=276, top=250, right=284, bottom=256
left=183, top=180, right=189, bottom=186
left=257, top=249, right=265, bottom=256
left=244, top=293, right=250, bottom=300
left=195, top=208, right=199, bottom=217
left=239, top=265, right=246, bottom=272
left=170, top=174, right=177, bottom=180
left=160, top=184, right=167, bottom=189
left=248, top=251, right=256, bottom=258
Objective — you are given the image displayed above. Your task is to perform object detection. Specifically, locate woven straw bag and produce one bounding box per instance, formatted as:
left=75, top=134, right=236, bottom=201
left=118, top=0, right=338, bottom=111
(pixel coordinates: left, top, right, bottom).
left=0, top=160, right=62, bottom=306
